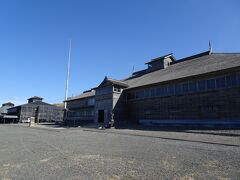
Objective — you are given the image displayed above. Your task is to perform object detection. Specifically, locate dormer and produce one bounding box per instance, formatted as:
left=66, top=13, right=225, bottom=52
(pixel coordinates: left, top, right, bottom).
left=28, top=96, right=43, bottom=103
left=145, top=53, right=176, bottom=72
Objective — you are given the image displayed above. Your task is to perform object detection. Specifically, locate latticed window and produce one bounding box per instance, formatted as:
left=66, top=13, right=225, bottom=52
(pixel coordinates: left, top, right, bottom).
left=207, top=79, right=216, bottom=90
left=189, top=81, right=197, bottom=92
left=226, top=74, right=237, bottom=87
left=216, top=77, right=226, bottom=88
left=198, top=80, right=206, bottom=91
left=136, top=91, right=144, bottom=99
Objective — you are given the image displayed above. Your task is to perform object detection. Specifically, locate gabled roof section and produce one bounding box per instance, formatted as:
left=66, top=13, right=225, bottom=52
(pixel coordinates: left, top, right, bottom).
left=124, top=52, right=240, bottom=89
left=65, top=90, right=95, bottom=102
left=145, top=53, right=176, bottom=64
left=98, top=76, right=129, bottom=88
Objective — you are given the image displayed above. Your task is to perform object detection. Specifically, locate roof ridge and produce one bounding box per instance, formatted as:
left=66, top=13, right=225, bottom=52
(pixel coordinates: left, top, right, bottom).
left=176, top=51, right=211, bottom=62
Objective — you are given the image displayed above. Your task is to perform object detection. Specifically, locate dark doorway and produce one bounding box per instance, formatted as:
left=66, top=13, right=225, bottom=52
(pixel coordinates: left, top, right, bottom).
left=98, top=110, right=104, bottom=123
left=35, top=107, right=39, bottom=123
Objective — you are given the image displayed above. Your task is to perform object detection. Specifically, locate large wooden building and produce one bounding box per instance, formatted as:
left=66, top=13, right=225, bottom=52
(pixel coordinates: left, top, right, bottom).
left=8, top=96, right=64, bottom=123
left=64, top=51, right=240, bottom=127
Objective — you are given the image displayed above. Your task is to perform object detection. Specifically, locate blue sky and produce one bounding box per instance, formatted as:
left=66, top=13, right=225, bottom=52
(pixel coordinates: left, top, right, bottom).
left=0, top=0, right=239, bottom=105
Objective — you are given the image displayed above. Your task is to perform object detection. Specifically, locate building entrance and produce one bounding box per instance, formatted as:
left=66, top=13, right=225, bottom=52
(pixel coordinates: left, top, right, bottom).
left=98, top=110, right=104, bottom=123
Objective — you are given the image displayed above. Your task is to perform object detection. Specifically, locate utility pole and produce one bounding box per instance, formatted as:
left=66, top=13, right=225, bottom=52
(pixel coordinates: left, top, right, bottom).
left=64, top=39, right=72, bottom=109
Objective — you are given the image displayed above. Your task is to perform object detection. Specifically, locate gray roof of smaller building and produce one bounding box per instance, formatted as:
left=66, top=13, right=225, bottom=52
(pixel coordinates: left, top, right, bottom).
left=65, top=90, right=95, bottom=102
left=7, top=101, right=63, bottom=111
left=124, top=52, right=240, bottom=89
left=21, top=101, right=50, bottom=107
left=2, top=102, right=14, bottom=107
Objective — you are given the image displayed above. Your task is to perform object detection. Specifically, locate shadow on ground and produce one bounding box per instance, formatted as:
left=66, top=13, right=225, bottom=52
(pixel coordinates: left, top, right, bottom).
left=36, top=121, right=240, bottom=137
left=114, top=122, right=240, bottom=137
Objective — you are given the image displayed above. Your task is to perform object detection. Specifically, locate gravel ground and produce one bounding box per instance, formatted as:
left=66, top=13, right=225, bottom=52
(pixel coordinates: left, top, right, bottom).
left=0, top=125, right=239, bottom=180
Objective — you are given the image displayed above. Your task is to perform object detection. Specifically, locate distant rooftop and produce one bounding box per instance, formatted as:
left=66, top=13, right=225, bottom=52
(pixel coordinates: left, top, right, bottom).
left=2, top=102, right=14, bottom=107
left=28, top=96, right=43, bottom=100
left=28, top=96, right=43, bottom=103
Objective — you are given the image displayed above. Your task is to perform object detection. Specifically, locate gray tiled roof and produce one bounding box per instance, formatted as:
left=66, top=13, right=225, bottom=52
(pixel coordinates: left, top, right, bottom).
left=9, top=101, right=51, bottom=109
left=65, top=90, right=95, bottom=102
left=21, top=101, right=51, bottom=107
left=97, top=77, right=129, bottom=88
left=124, top=52, right=240, bottom=89
left=7, top=101, right=62, bottom=111
left=106, top=78, right=129, bottom=87
left=2, top=102, right=14, bottom=106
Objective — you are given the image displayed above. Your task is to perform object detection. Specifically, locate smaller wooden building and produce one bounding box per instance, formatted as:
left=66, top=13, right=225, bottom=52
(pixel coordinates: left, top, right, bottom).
left=0, top=102, right=18, bottom=123
left=7, top=96, right=64, bottom=123
left=64, top=90, right=95, bottom=126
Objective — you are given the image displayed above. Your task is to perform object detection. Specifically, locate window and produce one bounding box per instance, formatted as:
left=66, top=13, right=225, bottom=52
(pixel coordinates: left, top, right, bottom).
left=168, top=85, right=175, bottom=95
left=162, top=86, right=168, bottom=96
left=144, top=89, right=150, bottom=97
left=96, top=86, right=112, bottom=95
left=127, top=73, right=240, bottom=101
left=226, top=74, right=237, bottom=87
left=216, top=77, right=226, bottom=88
left=150, top=88, right=156, bottom=97
left=113, top=86, right=122, bottom=92
left=182, top=83, right=189, bottom=93
left=198, top=80, right=206, bottom=91
left=237, top=73, right=240, bottom=85
left=175, top=84, right=182, bottom=94
left=189, top=81, right=197, bottom=92
left=136, top=91, right=145, bottom=99
left=88, top=98, right=95, bottom=106
left=207, top=79, right=216, bottom=90
left=156, top=88, right=161, bottom=96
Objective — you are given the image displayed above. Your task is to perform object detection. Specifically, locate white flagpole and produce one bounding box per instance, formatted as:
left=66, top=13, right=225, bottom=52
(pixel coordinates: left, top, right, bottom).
left=209, top=40, right=212, bottom=53
left=64, top=39, right=72, bottom=109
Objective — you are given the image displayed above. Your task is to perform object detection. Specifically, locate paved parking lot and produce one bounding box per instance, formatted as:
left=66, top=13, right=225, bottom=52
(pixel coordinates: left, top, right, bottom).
left=0, top=125, right=239, bottom=180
